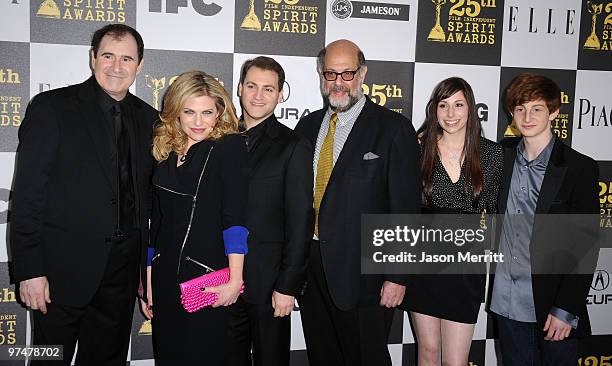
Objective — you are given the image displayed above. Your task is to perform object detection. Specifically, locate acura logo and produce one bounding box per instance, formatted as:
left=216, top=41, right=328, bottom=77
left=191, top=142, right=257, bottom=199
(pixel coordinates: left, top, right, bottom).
left=591, top=270, right=610, bottom=291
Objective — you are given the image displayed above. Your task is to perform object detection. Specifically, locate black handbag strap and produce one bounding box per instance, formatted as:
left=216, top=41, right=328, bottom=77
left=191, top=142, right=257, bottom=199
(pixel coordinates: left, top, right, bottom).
left=176, top=144, right=214, bottom=277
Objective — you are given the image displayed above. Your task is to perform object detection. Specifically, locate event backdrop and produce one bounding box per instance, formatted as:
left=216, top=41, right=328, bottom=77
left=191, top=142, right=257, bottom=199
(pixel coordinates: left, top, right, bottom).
left=1, top=0, right=611, bottom=365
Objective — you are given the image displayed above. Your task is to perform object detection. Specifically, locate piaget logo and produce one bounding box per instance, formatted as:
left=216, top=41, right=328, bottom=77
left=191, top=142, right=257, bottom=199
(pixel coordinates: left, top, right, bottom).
left=36, top=0, right=127, bottom=22
left=583, top=1, right=612, bottom=51
left=361, top=83, right=403, bottom=114
left=240, top=0, right=319, bottom=34
left=427, top=0, right=497, bottom=45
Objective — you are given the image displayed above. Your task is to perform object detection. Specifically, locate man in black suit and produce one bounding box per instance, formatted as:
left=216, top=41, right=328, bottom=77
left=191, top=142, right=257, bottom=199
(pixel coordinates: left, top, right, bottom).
left=227, top=56, right=313, bottom=366
left=11, top=24, right=157, bottom=365
left=294, top=40, right=421, bottom=365
left=489, top=73, right=599, bottom=366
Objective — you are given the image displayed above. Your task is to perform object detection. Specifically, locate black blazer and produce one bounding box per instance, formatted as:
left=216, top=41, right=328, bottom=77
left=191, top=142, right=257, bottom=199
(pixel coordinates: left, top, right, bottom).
left=491, top=136, right=599, bottom=338
left=243, top=116, right=314, bottom=304
left=295, top=98, right=421, bottom=310
left=10, top=77, right=158, bottom=306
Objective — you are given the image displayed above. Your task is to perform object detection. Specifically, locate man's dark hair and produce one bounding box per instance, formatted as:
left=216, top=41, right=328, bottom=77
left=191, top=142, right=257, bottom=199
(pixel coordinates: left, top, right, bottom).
left=91, top=24, right=144, bottom=63
left=239, top=56, right=285, bottom=91
left=505, top=73, right=561, bottom=114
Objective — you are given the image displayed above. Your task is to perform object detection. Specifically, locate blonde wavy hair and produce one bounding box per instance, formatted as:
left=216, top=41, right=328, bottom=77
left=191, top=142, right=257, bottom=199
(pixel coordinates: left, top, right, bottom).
left=152, top=70, right=239, bottom=162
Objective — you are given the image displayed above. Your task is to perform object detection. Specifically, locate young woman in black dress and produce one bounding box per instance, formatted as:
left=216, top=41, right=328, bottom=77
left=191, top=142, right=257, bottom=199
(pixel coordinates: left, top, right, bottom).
left=141, top=71, right=249, bottom=364
left=406, top=77, right=503, bottom=366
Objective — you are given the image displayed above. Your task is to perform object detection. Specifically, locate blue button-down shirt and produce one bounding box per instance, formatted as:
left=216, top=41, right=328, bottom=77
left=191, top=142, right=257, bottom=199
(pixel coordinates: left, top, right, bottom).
left=491, top=137, right=577, bottom=328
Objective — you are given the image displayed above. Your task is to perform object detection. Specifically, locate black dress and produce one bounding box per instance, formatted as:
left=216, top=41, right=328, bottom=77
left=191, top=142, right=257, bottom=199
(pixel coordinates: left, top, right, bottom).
left=150, top=135, right=248, bottom=364
left=405, top=137, right=503, bottom=324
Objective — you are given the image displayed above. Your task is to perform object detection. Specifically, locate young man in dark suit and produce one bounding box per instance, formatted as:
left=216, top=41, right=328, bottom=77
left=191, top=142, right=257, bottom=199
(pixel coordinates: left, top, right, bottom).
left=11, top=24, right=158, bottom=365
left=227, top=56, right=313, bottom=366
left=490, top=73, right=599, bottom=366
left=294, top=40, right=421, bottom=366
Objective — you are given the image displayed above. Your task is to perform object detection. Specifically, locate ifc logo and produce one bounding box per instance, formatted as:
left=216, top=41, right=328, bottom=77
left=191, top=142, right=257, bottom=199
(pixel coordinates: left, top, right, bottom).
left=331, top=0, right=353, bottom=20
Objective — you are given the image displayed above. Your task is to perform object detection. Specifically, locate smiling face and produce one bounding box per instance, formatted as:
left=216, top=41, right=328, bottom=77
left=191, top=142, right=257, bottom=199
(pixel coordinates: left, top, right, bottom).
left=320, top=42, right=367, bottom=112
left=436, top=90, right=468, bottom=137
left=179, top=94, right=219, bottom=149
left=91, top=34, right=142, bottom=101
left=238, top=66, right=283, bottom=126
left=512, top=99, right=558, bottom=142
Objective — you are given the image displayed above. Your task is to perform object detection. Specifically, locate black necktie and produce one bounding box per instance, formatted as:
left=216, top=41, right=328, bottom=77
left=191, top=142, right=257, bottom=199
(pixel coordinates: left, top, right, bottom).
left=111, top=103, right=136, bottom=238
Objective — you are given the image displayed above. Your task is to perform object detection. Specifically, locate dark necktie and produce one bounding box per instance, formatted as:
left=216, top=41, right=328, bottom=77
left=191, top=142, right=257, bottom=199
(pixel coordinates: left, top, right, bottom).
left=112, top=103, right=136, bottom=238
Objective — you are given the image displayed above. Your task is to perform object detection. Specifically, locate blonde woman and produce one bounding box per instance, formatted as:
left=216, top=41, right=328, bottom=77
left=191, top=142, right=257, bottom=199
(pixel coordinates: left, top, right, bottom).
left=141, top=71, right=249, bottom=364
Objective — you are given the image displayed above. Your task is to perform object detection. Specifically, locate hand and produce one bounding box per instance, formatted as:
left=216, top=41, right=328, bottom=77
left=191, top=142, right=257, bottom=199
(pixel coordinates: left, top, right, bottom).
left=19, top=276, right=51, bottom=314
left=206, top=280, right=243, bottom=308
left=543, top=314, right=572, bottom=341
left=272, top=291, right=295, bottom=317
left=140, top=266, right=153, bottom=319
left=379, top=281, right=405, bottom=308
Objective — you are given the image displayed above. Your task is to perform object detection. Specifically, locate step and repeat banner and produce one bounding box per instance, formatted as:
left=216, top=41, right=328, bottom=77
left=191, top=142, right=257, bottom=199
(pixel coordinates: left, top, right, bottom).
left=1, top=0, right=611, bottom=365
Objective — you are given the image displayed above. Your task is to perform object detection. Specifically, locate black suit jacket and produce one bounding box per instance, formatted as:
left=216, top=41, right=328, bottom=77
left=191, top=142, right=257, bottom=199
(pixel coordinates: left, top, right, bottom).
left=10, top=77, right=158, bottom=306
left=243, top=116, right=314, bottom=304
left=491, top=136, right=599, bottom=338
left=295, top=98, right=421, bottom=310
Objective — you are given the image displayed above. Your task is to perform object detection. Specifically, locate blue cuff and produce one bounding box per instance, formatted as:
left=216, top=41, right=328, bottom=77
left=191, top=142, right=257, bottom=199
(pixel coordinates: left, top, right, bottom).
left=223, top=226, right=249, bottom=255
left=146, top=247, right=155, bottom=266
left=550, top=307, right=579, bottom=329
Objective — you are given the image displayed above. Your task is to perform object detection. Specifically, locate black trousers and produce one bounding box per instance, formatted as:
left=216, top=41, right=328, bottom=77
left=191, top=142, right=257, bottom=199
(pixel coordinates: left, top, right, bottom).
left=31, top=234, right=140, bottom=366
left=299, top=240, right=394, bottom=366
left=496, top=314, right=579, bottom=366
left=226, top=296, right=291, bottom=366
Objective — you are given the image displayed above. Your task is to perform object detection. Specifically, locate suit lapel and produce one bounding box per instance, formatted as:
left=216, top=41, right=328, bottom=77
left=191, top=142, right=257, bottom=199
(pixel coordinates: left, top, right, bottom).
left=535, top=138, right=567, bottom=214
left=301, top=109, right=325, bottom=146
left=498, top=143, right=518, bottom=214
left=326, top=99, right=371, bottom=189
left=78, top=78, right=115, bottom=190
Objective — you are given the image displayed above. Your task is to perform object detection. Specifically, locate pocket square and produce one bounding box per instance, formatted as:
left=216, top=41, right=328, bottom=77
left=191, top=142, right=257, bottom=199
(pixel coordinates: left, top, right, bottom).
left=363, top=152, right=380, bottom=160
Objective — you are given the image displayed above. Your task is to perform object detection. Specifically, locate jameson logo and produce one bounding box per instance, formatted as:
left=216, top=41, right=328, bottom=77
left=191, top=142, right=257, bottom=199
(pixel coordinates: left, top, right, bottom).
left=36, top=0, right=127, bottom=22
left=331, top=0, right=410, bottom=22
left=583, top=1, right=612, bottom=51
left=427, top=0, right=497, bottom=45
left=240, top=0, right=319, bottom=34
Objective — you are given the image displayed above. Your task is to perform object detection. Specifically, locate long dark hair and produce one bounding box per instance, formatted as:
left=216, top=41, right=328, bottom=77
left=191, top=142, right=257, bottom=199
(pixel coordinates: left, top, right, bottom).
left=417, top=77, right=483, bottom=203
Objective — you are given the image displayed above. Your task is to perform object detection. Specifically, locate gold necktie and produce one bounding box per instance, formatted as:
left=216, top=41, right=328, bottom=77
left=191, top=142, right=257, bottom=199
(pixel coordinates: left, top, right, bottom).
left=314, top=113, right=338, bottom=236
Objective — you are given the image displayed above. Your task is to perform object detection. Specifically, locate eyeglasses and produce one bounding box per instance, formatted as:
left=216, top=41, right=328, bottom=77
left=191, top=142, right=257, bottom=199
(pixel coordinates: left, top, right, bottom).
left=322, top=69, right=359, bottom=81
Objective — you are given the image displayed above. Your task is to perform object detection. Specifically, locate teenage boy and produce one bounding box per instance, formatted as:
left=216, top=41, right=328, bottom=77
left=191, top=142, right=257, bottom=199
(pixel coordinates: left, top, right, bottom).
left=490, top=73, right=599, bottom=366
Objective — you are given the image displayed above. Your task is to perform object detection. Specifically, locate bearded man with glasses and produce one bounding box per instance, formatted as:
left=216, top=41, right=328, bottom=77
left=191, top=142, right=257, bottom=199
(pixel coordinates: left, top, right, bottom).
left=294, top=39, right=421, bottom=366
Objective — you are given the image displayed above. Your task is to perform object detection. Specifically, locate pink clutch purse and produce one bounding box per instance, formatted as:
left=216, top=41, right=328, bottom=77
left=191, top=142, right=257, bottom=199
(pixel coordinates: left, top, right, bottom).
left=179, top=268, right=245, bottom=313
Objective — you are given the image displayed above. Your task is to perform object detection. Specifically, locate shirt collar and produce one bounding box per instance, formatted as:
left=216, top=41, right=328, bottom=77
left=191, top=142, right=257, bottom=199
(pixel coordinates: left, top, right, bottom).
left=244, top=115, right=270, bottom=139
left=326, top=95, right=366, bottom=126
left=94, top=78, right=129, bottom=112
left=517, top=135, right=555, bottom=167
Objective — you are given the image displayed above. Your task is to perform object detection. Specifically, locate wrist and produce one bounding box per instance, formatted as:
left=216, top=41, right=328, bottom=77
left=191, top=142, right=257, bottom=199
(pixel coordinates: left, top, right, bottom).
left=229, top=278, right=243, bottom=286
